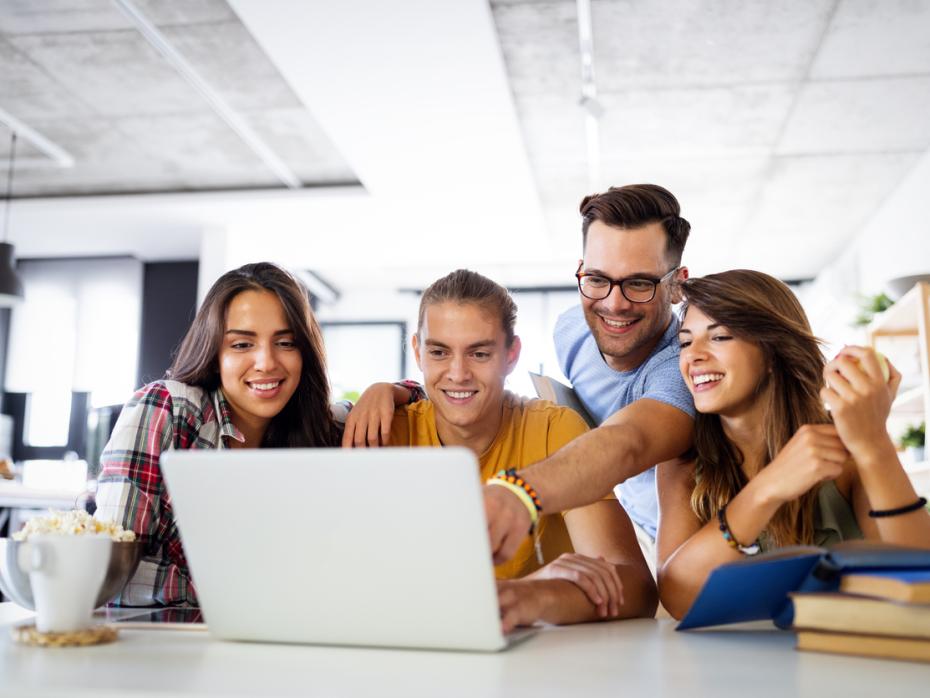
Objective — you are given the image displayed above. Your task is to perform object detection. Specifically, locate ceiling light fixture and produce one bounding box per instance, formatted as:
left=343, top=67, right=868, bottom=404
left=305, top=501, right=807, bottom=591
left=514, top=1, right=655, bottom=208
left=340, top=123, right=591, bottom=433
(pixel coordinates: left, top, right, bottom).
left=576, top=0, right=602, bottom=190
left=0, top=130, right=25, bottom=307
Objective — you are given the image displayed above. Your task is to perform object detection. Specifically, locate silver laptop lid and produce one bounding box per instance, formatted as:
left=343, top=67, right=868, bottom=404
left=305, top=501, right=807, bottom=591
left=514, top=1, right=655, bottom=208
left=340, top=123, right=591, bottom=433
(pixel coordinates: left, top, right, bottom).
left=160, top=447, right=508, bottom=651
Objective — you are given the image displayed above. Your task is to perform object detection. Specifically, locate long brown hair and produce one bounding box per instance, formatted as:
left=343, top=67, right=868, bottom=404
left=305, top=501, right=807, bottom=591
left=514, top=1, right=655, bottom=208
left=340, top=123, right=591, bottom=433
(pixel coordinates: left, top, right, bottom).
left=168, top=262, right=340, bottom=448
left=680, top=270, right=828, bottom=546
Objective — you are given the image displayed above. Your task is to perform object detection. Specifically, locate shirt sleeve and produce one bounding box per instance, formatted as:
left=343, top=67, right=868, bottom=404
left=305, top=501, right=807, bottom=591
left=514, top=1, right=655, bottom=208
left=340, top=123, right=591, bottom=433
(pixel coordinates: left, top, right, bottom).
left=545, top=406, right=589, bottom=454
left=641, top=353, right=696, bottom=418
left=94, top=383, right=197, bottom=606
left=330, top=400, right=352, bottom=425
left=553, top=305, right=586, bottom=382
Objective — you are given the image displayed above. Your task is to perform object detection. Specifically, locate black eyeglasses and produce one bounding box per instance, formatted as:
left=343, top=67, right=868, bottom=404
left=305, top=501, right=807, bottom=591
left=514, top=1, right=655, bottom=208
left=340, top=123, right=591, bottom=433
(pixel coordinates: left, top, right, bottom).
left=575, top=265, right=679, bottom=303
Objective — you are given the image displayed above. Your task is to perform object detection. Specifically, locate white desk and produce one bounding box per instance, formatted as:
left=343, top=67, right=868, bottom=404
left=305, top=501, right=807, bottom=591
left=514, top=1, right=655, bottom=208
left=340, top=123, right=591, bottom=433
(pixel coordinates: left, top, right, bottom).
left=1, top=603, right=927, bottom=697
left=0, top=481, right=90, bottom=510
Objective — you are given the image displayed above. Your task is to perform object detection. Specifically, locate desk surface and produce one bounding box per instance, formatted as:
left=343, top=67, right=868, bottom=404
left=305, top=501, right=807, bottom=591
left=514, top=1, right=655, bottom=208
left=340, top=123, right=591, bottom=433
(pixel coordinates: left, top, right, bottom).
left=1, top=603, right=928, bottom=697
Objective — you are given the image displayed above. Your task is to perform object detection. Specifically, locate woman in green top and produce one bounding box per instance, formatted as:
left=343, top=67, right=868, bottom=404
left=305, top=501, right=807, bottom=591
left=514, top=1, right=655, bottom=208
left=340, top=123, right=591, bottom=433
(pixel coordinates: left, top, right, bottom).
left=658, top=269, right=930, bottom=619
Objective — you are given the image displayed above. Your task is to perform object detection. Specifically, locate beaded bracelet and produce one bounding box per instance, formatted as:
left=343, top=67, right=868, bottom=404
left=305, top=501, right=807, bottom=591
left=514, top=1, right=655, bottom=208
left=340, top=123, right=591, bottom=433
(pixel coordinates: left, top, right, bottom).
left=486, top=470, right=545, bottom=565
left=717, top=504, right=761, bottom=556
left=486, top=479, right=539, bottom=532
left=868, top=496, right=928, bottom=518
left=394, top=379, right=426, bottom=405
left=487, top=469, right=543, bottom=531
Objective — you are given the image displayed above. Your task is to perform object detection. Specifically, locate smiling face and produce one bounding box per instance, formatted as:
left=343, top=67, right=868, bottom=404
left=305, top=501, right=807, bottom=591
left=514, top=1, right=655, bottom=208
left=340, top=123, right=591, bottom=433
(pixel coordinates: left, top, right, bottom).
left=580, top=220, right=683, bottom=372
left=413, top=301, right=521, bottom=451
left=678, top=306, right=768, bottom=418
left=218, top=289, right=303, bottom=445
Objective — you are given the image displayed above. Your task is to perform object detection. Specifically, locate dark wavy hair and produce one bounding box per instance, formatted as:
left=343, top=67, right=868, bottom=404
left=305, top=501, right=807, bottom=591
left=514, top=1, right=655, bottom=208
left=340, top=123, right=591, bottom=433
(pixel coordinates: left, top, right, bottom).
left=681, top=269, right=829, bottom=547
left=167, top=262, right=339, bottom=448
left=580, top=184, right=691, bottom=265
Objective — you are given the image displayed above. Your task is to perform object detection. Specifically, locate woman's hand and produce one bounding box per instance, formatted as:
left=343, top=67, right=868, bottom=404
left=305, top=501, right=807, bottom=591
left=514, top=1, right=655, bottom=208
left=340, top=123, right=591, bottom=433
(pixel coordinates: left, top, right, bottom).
left=752, top=424, right=848, bottom=506
left=528, top=553, right=624, bottom=618
left=341, top=382, right=404, bottom=448
left=821, top=346, right=901, bottom=461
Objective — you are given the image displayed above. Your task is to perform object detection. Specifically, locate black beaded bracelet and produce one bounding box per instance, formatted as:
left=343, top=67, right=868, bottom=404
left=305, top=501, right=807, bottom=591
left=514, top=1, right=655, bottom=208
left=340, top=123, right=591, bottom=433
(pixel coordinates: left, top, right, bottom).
left=717, top=504, right=761, bottom=556
left=868, top=496, right=927, bottom=518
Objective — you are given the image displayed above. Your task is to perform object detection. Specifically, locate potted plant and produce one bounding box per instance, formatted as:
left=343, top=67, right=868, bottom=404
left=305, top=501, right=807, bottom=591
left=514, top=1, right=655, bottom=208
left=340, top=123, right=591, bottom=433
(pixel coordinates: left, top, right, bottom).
left=853, top=292, right=895, bottom=327
left=901, top=422, right=925, bottom=463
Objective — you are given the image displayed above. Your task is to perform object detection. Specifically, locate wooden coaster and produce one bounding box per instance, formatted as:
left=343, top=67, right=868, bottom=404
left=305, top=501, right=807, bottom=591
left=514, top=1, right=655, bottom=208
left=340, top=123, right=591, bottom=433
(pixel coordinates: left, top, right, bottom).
left=11, top=623, right=118, bottom=647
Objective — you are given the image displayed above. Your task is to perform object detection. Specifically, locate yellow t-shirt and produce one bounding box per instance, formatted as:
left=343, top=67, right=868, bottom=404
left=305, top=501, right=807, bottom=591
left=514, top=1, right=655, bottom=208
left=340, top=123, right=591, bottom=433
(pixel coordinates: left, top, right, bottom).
left=389, top=391, right=589, bottom=579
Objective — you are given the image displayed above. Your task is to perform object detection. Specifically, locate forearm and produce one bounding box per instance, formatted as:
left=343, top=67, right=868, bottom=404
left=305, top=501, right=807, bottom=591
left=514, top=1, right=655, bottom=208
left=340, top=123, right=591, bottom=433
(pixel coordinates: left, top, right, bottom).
left=854, top=440, right=930, bottom=547
left=114, top=556, right=197, bottom=607
left=658, top=484, right=780, bottom=619
left=517, top=425, right=648, bottom=513
left=518, top=408, right=693, bottom=513
left=522, top=563, right=657, bottom=624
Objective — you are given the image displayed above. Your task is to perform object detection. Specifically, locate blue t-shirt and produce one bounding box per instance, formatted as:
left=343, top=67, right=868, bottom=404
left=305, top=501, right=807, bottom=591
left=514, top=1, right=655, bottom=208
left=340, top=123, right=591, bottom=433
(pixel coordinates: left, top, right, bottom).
left=554, top=305, right=695, bottom=539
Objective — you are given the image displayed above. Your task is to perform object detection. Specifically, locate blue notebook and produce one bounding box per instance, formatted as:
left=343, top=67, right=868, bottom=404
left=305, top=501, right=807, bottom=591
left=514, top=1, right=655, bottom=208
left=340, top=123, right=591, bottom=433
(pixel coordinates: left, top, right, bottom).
left=676, top=541, right=930, bottom=631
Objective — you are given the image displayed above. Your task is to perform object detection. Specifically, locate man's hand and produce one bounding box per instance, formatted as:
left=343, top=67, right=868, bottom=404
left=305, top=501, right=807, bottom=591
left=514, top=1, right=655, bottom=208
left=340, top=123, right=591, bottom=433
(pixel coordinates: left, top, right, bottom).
left=528, top=553, right=624, bottom=618
left=484, top=484, right=531, bottom=565
left=497, top=580, right=545, bottom=634
left=341, top=382, right=405, bottom=448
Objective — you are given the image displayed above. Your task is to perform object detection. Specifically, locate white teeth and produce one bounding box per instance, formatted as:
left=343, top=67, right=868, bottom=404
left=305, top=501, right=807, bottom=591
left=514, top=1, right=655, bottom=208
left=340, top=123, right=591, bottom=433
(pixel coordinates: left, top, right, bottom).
left=446, top=391, right=476, bottom=399
left=603, top=317, right=635, bottom=328
left=250, top=381, right=281, bottom=390
left=692, top=374, right=724, bottom=386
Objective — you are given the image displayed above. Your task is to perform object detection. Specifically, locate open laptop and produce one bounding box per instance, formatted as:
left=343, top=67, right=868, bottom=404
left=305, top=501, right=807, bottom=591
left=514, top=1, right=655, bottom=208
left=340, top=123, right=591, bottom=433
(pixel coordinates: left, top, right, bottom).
left=160, top=447, right=533, bottom=652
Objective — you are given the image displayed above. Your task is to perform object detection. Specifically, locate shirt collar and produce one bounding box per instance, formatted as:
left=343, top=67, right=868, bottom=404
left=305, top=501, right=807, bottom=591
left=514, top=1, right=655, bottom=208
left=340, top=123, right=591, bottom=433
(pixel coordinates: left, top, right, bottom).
left=213, top=388, right=246, bottom=445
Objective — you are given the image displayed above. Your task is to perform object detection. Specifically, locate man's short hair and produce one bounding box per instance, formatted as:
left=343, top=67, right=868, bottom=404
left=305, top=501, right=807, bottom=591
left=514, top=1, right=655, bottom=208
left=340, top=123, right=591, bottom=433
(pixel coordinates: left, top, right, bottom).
left=418, top=269, right=518, bottom=347
left=580, top=184, right=691, bottom=266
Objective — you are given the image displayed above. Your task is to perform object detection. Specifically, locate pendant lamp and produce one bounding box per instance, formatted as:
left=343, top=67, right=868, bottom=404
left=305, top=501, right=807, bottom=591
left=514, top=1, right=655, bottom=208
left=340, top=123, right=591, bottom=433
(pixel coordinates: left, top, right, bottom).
left=0, top=131, right=24, bottom=307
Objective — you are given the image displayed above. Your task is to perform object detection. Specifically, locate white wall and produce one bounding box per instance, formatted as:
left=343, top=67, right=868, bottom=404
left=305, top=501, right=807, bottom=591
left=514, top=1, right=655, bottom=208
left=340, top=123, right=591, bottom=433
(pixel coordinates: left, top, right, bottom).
left=801, top=147, right=930, bottom=351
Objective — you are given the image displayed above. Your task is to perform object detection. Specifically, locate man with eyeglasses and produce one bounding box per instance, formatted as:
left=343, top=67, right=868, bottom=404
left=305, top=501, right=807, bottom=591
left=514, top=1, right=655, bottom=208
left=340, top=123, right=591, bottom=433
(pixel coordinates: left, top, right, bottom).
left=484, top=184, right=695, bottom=583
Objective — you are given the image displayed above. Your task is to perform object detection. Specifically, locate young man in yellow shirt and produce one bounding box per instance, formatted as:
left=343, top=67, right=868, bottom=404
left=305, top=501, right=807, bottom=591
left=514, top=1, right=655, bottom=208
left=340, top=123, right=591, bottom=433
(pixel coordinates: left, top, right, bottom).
left=387, top=269, right=656, bottom=630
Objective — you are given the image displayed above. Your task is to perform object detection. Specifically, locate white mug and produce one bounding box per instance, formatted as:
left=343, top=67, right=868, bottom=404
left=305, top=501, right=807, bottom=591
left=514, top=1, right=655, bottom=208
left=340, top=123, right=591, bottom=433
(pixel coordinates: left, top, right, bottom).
left=17, top=535, right=112, bottom=634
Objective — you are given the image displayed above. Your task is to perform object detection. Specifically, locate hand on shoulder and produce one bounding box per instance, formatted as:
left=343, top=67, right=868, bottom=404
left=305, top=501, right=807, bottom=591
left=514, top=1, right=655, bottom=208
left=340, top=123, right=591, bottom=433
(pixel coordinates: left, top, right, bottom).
left=341, top=382, right=401, bottom=448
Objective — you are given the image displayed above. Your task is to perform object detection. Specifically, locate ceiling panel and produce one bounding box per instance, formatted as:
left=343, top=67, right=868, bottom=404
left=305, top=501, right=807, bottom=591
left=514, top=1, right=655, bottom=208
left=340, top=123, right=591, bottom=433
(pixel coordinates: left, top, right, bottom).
left=160, top=21, right=302, bottom=112
left=131, top=0, right=237, bottom=27
left=0, top=0, right=132, bottom=35
left=240, top=108, right=358, bottom=184
left=492, top=0, right=930, bottom=283
left=812, top=0, right=930, bottom=79
left=598, top=83, right=795, bottom=159
left=491, top=1, right=578, bottom=98
left=736, top=152, right=920, bottom=275
left=7, top=30, right=210, bottom=119
left=8, top=117, right=175, bottom=195
left=778, top=76, right=930, bottom=154
left=512, top=92, right=588, bottom=175
left=592, top=0, right=834, bottom=91
left=116, top=112, right=279, bottom=189
left=0, top=0, right=359, bottom=196
left=0, top=122, right=47, bottom=161
left=0, top=0, right=235, bottom=35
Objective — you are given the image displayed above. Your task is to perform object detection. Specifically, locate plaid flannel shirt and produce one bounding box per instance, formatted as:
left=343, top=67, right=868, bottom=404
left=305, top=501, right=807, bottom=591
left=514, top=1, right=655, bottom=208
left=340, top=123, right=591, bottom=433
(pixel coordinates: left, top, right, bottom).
left=95, top=380, right=350, bottom=607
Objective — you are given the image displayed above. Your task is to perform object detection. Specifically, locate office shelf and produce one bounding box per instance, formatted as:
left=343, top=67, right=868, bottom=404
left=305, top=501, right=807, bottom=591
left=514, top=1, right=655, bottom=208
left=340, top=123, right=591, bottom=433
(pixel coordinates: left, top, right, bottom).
left=869, top=281, right=930, bottom=421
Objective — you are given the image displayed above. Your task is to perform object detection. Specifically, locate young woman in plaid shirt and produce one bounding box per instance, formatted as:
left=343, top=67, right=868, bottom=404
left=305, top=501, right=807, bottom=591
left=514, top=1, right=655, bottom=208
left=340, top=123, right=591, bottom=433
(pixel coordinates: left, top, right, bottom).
left=94, top=262, right=401, bottom=606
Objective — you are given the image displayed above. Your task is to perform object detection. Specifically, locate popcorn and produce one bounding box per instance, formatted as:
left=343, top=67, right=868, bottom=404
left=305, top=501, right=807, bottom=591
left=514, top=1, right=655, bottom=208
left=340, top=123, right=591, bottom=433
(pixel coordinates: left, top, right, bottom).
left=12, top=510, right=136, bottom=543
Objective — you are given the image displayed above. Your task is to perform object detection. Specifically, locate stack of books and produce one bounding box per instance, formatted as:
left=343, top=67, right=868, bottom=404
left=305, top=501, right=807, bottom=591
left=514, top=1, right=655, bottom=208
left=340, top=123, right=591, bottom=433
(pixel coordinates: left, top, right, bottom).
left=791, top=569, right=930, bottom=662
